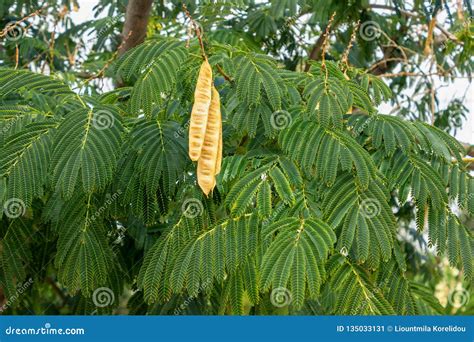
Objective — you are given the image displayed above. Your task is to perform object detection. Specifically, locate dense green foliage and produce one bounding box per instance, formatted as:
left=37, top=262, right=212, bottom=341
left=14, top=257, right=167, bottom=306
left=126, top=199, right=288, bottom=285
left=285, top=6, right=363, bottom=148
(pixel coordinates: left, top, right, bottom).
left=0, top=0, right=472, bottom=315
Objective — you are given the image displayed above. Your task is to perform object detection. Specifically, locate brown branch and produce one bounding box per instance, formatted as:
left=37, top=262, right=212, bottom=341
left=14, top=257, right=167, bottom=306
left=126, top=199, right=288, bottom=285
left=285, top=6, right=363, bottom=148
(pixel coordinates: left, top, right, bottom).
left=0, top=6, right=45, bottom=38
left=341, top=20, right=360, bottom=68
left=216, top=64, right=233, bottom=82
left=82, top=31, right=133, bottom=85
left=14, top=45, right=19, bottom=69
left=45, top=277, right=67, bottom=304
left=368, top=57, right=412, bottom=72
left=304, top=34, right=326, bottom=71
left=47, top=7, right=68, bottom=70
left=320, top=12, right=336, bottom=70
left=303, top=13, right=338, bottom=73
left=369, top=29, right=414, bottom=76
left=182, top=4, right=207, bottom=60
left=369, top=46, right=400, bottom=76
left=182, top=5, right=232, bottom=84
left=369, top=4, right=462, bottom=44
left=377, top=71, right=469, bottom=78
left=367, top=4, right=464, bottom=76
left=117, top=0, right=153, bottom=56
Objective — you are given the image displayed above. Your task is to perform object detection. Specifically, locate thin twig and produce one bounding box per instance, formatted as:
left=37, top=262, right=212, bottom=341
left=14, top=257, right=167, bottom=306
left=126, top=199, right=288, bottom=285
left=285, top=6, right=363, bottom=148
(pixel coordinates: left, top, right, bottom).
left=182, top=4, right=232, bottom=83
left=429, top=81, right=436, bottom=125
left=45, top=277, right=67, bottom=305
left=0, top=6, right=46, bottom=38
left=369, top=4, right=462, bottom=44
left=321, top=12, right=336, bottom=70
left=14, top=45, right=19, bottom=69
left=47, top=7, right=68, bottom=70
left=182, top=3, right=207, bottom=60
left=216, top=64, right=233, bottom=82
left=341, top=20, right=360, bottom=68
left=80, top=31, right=133, bottom=86
left=368, top=57, right=414, bottom=72
left=378, top=71, right=468, bottom=78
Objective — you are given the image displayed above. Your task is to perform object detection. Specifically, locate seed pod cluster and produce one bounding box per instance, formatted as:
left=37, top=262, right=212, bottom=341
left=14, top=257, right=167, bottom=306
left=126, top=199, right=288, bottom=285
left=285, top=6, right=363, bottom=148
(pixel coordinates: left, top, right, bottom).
left=189, top=61, right=223, bottom=195
left=189, top=60, right=213, bottom=161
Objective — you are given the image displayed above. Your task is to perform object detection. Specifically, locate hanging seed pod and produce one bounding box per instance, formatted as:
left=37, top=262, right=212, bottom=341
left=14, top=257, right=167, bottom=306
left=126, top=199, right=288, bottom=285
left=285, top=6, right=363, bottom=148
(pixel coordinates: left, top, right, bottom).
left=197, top=86, right=221, bottom=195
left=215, top=112, right=222, bottom=175
left=189, top=60, right=213, bottom=161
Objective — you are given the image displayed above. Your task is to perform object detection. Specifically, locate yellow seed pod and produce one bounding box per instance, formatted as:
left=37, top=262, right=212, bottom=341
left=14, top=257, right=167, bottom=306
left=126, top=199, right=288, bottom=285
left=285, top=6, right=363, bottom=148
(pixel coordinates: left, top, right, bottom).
left=214, top=111, right=222, bottom=175
left=189, top=60, right=213, bottom=161
left=197, top=87, right=221, bottom=195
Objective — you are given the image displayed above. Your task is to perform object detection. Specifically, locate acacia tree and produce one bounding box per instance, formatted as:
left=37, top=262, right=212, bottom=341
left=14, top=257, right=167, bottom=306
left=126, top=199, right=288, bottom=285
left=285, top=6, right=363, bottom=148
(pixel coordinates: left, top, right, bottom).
left=0, top=1, right=473, bottom=315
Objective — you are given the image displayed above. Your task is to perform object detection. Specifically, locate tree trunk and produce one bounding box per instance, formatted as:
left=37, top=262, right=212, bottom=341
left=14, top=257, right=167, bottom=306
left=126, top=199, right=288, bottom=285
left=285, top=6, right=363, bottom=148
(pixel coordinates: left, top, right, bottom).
left=304, top=33, right=326, bottom=71
left=118, top=0, right=154, bottom=56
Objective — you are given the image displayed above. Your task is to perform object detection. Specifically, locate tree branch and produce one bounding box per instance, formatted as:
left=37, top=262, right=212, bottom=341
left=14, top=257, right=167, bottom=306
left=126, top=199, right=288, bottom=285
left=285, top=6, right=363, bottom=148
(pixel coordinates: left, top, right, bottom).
left=118, top=0, right=154, bottom=56
left=369, top=4, right=461, bottom=44
left=304, top=33, right=326, bottom=71
left=46, top=277, right=67, bottom=305
left=369, top=46, right=402, bottom=75
left=304, top=12, right=338, bottom=72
